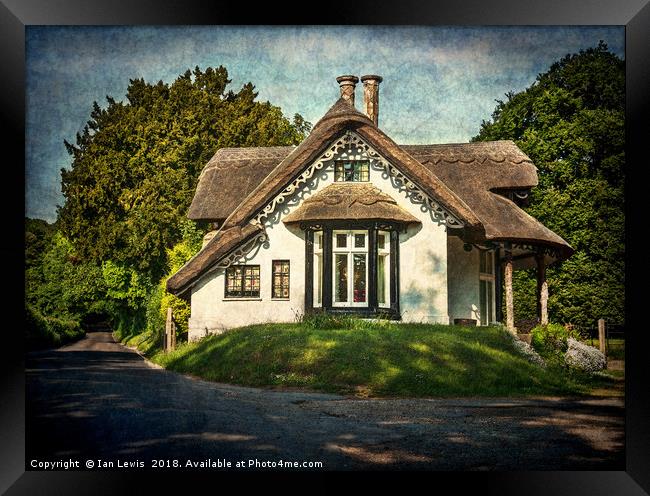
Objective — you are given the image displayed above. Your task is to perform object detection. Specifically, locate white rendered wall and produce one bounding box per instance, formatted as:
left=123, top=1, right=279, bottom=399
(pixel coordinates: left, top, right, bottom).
left=446, top=236, right=481, bottom=324
left=188, top=136, right=453, bottom=340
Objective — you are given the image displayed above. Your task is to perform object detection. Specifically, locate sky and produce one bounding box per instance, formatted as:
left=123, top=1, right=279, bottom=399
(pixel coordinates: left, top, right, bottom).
left=25, top=26, right=624, bottom=223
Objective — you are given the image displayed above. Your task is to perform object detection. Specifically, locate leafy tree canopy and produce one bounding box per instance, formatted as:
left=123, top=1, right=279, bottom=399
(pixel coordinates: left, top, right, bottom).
left=59, top=66, right=311, bottom=281
left=474, top=42, right=624, bottom=329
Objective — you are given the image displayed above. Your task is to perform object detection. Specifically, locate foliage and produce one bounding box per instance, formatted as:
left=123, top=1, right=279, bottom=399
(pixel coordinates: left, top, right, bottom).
left=137, top=322, right=618, bottom=398
left=474, top=42, right=625, bottom=331
left=25, top=304, right=84, bottom=350
left=58, top=66, right=310, bottom=283
left=139, top=219, right=204, bottom=347
left=530, top=323, right=581, bottom=359
left=26, top=230, right=107, bottom=319
left=564, top=338, right=607, bottom=373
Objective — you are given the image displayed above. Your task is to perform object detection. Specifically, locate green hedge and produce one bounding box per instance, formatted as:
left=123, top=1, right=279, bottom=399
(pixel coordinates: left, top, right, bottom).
left=25, top=304, right=85, bottom=350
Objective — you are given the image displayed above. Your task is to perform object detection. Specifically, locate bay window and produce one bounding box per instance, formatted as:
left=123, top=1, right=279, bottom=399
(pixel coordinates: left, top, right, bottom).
left=305, top=225, right=399, bottom=318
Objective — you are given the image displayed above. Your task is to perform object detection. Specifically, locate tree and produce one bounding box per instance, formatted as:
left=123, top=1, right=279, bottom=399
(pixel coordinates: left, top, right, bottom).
left=59, top=66, right=311, bottom=282
left=473, top=42, right=624, bottom=330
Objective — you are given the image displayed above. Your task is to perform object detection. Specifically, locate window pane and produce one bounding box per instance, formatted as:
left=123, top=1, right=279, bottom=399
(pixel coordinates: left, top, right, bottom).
left=358, top=161, right=369, bottom=181
left=354, top=233, right=365, bottom=248
left=334, top=163, right=344, bottom=182
left=226, top=265, right=260, bottom=298
left=377, top=233, right=385, bottom=250
left=315, top=232, right=322, bottom=251
left=334, top=161, right=369, bottom=182
left=487, top=280, right=493, bottom=324
left=378, top=255, right=386, bottom=305
left=272, top=261, right=289, bottom=298
left=336, top=233, right=347, bottom=248
left=353, top=254, right=366, bottom=303
left=486, top=252, right=493, bottom=274
left=315, top=253, right=322, bottom=305
left=479, top=251, right=486, bottom=273
left=334, top=254, right=348, bottom=303
left=479, top=280, right=487, bottom=325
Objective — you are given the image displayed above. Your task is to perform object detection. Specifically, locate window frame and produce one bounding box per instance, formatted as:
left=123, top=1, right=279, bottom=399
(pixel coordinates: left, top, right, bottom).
left=271, top=259, right=291, bottom=300
left=313, top=231, right=323, bottom=307
left=478, top=250, right=496, bottom=325
left=224, top=264, right=261, bottom=299
left=377, top=230, right=391, bottom=307
left=332, top=230, right=369, bottom=307
left=333, top=160, right=370, bottom=182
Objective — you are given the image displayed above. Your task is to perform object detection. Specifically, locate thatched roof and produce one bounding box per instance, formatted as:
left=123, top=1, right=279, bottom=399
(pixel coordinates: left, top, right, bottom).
left=188, top=146, right=295, bottom=222
left=168, top=99, right=573, bottom=296
left=282, top=183, right=421, bottom=226
left=403, top=143, right=572, bottom=257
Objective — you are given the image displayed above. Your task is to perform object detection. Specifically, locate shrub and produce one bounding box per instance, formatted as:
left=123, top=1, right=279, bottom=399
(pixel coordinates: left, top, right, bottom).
left=530, top=323, right=581, bottom=357
left=25, top=304, right=84, bottom=350
left=564, top=338, right=607, bottom=373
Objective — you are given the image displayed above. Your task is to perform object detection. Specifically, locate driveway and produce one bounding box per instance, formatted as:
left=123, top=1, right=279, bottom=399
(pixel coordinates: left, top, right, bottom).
left=26, top=332, right=624, bottom=471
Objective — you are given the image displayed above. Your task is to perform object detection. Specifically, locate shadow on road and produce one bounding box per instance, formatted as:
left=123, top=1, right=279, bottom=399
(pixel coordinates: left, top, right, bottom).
left=26, top=333, right=625, bottom=470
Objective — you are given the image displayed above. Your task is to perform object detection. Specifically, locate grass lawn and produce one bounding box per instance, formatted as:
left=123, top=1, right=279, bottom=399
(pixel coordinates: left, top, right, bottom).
left=121, top=322, right=623, bottom=398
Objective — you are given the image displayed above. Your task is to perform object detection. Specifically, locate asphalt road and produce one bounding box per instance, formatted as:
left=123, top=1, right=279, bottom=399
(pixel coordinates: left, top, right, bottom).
left=26, top=331, right=625, bottom=471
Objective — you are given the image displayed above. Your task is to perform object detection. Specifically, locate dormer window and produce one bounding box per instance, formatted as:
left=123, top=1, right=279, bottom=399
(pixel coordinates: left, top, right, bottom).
left=334, top=160, right=369, bottom=182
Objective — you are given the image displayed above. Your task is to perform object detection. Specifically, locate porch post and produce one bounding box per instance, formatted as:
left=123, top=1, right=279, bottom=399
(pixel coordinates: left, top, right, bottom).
left=504, top=244, right=515, bottom=334
left=535, top=253, right=548, bottom=325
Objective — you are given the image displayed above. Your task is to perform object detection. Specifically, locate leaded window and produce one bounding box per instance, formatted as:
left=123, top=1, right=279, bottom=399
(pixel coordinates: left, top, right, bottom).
left=332, top=230, right=368, bottom=307
left=377, top=231, right=390, bottom=307
left=225, top=265, right=260, bottom=298
left=272, top=260, right=290, bottom=299
left=334, top=160, right=369, bottom=182
left=313, top=231, right=323, bottom=307
left=479, top=251, right=495, bottom=325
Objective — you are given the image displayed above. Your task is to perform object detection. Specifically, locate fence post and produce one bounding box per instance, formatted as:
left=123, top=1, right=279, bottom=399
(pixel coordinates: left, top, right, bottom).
left=598, top=318, right=606, bottom=356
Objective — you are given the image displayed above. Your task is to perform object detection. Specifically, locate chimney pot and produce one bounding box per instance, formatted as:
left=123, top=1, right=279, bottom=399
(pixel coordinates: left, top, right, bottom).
left=360, top=75, right=383, bottom=126
left=336, top=75, right=359, bottom=106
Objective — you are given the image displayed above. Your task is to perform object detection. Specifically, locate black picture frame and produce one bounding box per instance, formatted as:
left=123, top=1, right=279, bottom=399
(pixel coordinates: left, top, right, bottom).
left=4, top=0, right=649, bottom=493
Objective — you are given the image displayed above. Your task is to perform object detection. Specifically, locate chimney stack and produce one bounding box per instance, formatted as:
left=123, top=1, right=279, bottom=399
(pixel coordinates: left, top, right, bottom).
left=361, top=75, right=383, bottom=126
left=336, top=75, right=359, bottom=106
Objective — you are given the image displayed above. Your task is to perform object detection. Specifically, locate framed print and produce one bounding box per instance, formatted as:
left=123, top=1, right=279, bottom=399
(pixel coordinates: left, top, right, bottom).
left=4, top=0, right=650, bottom=493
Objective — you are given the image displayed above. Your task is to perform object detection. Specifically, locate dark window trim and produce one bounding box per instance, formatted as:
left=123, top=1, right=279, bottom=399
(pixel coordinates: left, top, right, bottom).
left=304, top=223, right=401, bottom=319
left=271, top=259, right=290, bottom=299
left=333, top=160, right=370, bottom=182
left=224, top=264, right=260, bottom=299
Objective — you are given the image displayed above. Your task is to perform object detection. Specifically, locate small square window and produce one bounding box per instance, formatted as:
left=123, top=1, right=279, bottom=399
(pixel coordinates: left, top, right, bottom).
left=354, top=233, right=365, bottom=248
left=225, top=265, right=260, bottom=298
left=336, top=233, right=347, bottom=248
left=334, top=161, right=369, bottom=182
left=377, top=233, right=385, bottom=250
left=272, top=260, right=290, bottom=299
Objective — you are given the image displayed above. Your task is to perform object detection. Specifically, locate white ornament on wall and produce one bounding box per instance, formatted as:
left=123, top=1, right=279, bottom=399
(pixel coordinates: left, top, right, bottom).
left=251, top=131, right=464, bottom=229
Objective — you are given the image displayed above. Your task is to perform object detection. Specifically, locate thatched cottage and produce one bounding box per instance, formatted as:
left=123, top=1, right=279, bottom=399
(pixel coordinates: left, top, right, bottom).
left=167, top=75, right=573, bottom=342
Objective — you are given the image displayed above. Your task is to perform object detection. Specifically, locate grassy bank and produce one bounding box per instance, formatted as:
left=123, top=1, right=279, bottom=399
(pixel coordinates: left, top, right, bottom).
left=122, top=322, right=622, bottom=398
